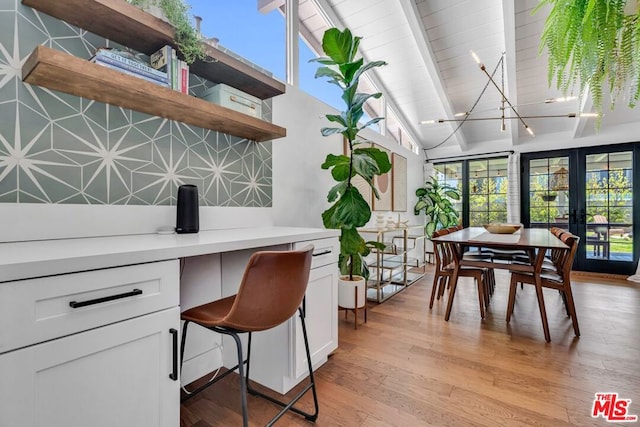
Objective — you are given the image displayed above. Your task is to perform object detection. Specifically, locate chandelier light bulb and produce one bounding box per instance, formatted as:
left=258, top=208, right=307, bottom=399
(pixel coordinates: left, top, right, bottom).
left=545, top=96, right=578, bottom=103
left=470, top=50, right=481, bottom=65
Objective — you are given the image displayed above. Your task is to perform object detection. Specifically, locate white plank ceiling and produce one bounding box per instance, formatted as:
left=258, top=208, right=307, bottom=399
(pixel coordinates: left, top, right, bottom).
left=275, top=0, right=640, bottom=156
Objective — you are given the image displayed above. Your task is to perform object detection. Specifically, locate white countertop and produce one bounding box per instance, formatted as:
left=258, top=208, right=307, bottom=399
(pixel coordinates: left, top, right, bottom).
left=0, top=226, right=339, bottom=282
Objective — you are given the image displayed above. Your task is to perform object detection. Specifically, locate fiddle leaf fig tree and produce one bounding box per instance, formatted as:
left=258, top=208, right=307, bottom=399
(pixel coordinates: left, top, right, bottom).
left=414, top=176, right=461, bottom=238
left=312, top=28, right=391, bottom=280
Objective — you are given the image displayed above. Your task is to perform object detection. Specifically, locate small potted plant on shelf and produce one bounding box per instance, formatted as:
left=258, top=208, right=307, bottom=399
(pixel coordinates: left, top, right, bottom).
left=414, top=176, right=461, bottom=238
left=127, top=0, right=205, bottom=64
left=312, top=27, right=391, bottom=319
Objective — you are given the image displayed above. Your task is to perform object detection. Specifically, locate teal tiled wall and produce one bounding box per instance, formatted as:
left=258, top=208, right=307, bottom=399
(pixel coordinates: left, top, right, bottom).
left=0, top=0, right=272, bottom=206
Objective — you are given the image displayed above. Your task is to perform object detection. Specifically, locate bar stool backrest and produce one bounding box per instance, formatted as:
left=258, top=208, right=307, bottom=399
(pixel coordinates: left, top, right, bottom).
left=220, top=245, right=313, bottom=332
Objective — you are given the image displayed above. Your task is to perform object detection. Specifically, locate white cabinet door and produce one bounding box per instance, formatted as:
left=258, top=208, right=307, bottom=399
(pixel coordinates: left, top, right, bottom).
left=0, top=307, right=180, bottom=427
left=294, top=262, right=338, bottom=378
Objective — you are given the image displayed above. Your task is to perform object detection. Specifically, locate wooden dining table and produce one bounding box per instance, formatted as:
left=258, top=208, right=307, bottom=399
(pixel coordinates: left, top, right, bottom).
left=432, top=227, right=568, bottom=342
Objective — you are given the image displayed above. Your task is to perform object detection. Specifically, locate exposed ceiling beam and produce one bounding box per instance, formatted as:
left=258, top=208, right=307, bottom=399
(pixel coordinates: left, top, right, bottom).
left=501, top=0, right=519, bottom=146
left=258, top=0, right=284, bottom=14
left=572, top=91, right=593, bottom=138
left=311, top=0, right=425, bottom=149
left=277, top=2, right=326, bottom=60
left=398, top=0, right=468, bottom=151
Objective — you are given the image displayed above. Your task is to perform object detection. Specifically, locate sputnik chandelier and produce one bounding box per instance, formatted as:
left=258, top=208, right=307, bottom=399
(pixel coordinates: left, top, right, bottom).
left=421, top=51, right=600, bottom=148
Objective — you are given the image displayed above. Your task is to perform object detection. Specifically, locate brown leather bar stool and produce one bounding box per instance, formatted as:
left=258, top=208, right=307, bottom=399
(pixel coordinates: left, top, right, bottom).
left=179, top=246, right=318, bottom=427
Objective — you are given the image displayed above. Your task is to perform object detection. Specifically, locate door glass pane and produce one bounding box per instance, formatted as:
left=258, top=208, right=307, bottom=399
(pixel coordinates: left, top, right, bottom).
left=529, top=157, right=569, bottom=229
left=585, top=152, right=633, bottom=261
left=468, top=158, right=508, bottom=226
left=434, top=162, right=462, bottom=218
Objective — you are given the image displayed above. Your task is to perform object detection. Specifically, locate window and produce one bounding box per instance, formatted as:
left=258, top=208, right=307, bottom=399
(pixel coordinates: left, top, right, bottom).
left=432, top=157, right=509, bottom=227
left=433, top=161, right=463, bottom=217
left=585, top=151, right=633, bottom=261
left=189, top=1, right=285, bottom=80
left=385, top=105, right=418, bottom=153
left=190, top=1, right=421, bottom=153
left=299, top=35, right=342, bottom=111
left=468, top=158, right=508, bottom=226
left=529, top=157, right=569, bottom=228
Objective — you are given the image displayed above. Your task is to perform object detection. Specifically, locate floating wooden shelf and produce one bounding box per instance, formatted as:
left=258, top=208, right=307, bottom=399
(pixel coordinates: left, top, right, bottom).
left=21, top=0, right=285, bottom=100
left=22, top=46, right=286, bottom=142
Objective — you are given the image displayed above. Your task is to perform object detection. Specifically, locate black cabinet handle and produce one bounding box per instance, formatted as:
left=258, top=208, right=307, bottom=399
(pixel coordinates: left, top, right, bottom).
left=169, top=328, right=178, bottom=381
left=579, top=209, right=586, bottom=224
left=69, top=288, right=143, bottom=308
left=312, top=250, right=331, bottom=257
left=570, top=209, right=577, bottom=224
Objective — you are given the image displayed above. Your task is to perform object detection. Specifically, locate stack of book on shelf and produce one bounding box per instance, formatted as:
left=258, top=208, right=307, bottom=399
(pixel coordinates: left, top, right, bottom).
left=90, top=49, right=169, bottom=87
left=150, top=45, right=190, bottom=94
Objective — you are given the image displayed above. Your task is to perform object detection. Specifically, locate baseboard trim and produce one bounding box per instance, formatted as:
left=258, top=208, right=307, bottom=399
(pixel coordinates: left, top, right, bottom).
left=572, top=270, right=629, bottom=281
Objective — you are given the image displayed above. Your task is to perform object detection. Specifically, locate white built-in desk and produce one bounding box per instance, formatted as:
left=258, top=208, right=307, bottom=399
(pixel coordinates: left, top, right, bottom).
left=0, top=226, right=339, bottom=427
left=0, top=226, right=338, bottom=281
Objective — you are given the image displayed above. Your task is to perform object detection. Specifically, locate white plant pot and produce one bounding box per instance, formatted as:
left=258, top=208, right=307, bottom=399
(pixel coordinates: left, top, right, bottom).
left=338, top=275, right=366, bottom=309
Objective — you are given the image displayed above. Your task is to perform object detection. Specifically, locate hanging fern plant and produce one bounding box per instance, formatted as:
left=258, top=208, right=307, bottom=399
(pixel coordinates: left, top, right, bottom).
left=535, top=0, right=640, bottom=118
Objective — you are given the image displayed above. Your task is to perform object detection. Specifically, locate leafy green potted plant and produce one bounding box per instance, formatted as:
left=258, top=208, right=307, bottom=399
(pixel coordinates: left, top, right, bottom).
left=414, top=176, right=461, bottom=238
left=312, top=28, right=391, bottom=313
left=127, top=0, right=205, bottom=64
left=535, top=0, right=640, bottom=118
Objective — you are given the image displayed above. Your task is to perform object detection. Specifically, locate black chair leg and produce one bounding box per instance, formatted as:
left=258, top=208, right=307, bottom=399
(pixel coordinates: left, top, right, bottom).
left=228, top=331, right=249, bottom=427
left=179, top=320, right=189, bottom=378
left=299, top=307, right=320, bottom=421
left=181, top=325, right=248, bottom=403
left=182, top=309, right=319, bottom=425
left=246, top=307, right=319, bottom=425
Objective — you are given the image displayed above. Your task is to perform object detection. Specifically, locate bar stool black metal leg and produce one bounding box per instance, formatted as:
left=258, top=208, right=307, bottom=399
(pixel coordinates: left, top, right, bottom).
left=245, top=332, right=253, bottom=391
left=229, top=331, right=249, bottom=427
left=179, top=321, right=189, bottom=377
left=183, top=313, right=317, bottom=425
left=298, top=307, right=320, bottom=421
left=246, top=307, right=319, bottom=425
left=181, top=326, right=249, bottom=403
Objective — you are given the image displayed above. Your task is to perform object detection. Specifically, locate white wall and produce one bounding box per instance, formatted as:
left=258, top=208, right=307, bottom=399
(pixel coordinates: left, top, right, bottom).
left=272, top=84, right=426, bottom=229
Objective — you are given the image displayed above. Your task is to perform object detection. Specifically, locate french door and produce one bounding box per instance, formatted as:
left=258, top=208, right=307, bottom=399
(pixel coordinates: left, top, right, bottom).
left=522, top=143, right=640, bottom=274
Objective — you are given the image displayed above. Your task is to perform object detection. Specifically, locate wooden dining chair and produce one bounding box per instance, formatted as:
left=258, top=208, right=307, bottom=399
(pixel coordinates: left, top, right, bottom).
left=460, top=248, right=495, bottom=301
left=510, top=228, right=567, bottom=274
left=506, top=233, right=580, bottom=340
left=430, top=230, right=489, bottom=319
left=429, top=229, right=451, bottom=308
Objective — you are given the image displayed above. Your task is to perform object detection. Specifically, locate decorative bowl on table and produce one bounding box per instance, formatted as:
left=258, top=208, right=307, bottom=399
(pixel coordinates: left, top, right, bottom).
left=484, top=223, right=522, bottom=234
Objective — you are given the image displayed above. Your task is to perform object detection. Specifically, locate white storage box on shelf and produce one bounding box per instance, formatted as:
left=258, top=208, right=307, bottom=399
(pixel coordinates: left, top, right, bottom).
left=199, top=83, right=262, bottom=118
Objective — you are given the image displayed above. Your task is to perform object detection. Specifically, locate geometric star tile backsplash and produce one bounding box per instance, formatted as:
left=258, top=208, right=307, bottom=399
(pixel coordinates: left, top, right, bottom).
left=0, top=0, right=272, bottom=207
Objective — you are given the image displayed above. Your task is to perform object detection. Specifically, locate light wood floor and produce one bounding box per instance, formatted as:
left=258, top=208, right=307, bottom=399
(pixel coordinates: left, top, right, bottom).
left=180, top=267, right=640, bottom=426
